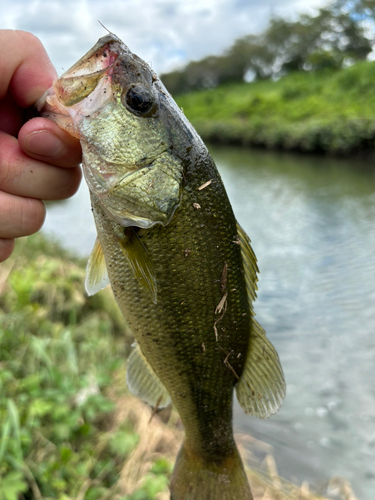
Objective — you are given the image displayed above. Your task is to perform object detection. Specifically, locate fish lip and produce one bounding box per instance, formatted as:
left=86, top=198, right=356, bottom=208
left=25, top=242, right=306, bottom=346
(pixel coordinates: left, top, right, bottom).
left=59, top=34, right=128, bottom=80
left=36, top=35, right=125, bottom=121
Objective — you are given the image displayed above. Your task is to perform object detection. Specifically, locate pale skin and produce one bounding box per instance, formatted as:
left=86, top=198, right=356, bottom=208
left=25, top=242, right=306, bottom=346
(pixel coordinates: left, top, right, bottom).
left=0, top=30, right=82, bottom=262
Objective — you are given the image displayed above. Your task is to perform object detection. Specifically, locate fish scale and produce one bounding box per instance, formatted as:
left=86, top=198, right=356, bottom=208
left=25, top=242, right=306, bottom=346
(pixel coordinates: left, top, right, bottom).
left=37, top=33, right=285, bottom=500
left=91, top=175, right=250, bottom=460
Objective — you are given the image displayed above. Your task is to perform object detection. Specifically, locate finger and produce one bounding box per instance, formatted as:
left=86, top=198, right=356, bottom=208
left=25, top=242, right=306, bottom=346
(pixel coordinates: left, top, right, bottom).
left=0, top=190, right=45, bottom=239
left=0, top=91, right=23, bottom=136
left=0, top=131, right=82, bottom=200
left=0, top=238, right=15, bottom=263
left=19, top=117, right=82, bottom=168
left=0, top=30, right=56, bottom=107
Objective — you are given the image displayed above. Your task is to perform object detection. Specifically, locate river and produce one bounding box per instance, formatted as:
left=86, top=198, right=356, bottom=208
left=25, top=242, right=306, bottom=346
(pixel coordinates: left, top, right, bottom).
left=42, top=145, right=375, bottom=499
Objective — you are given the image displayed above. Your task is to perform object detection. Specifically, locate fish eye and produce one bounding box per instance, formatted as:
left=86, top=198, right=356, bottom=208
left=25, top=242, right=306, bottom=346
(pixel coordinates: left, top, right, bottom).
left=123, top=85, right=154, bottom=115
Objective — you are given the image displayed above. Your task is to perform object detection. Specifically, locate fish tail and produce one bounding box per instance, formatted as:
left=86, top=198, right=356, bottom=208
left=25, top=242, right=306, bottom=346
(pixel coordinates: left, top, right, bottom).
left=170, top=442, right=253, bottom=500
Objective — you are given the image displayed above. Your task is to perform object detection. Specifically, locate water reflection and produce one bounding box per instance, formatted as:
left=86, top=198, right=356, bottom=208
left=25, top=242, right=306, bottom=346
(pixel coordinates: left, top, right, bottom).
left=210, top=146, right=375, bottom=500
left=42, top=146, right=375, bottom=499
left=44, top=181, right=96, bottom=257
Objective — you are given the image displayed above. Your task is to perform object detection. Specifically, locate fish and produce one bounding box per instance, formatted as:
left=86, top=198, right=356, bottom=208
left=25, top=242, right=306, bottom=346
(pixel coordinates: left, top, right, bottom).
left=37, top=33, right=286, bottom=500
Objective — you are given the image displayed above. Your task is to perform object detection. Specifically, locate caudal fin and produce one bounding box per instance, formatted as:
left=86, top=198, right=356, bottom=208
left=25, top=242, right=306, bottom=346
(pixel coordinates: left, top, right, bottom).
left=170, top=442, right=253, bottom=500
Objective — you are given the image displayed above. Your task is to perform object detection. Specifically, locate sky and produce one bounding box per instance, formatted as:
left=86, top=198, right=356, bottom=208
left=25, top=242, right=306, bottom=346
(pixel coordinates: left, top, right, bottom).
left=2, top=0, right=331, bottom=75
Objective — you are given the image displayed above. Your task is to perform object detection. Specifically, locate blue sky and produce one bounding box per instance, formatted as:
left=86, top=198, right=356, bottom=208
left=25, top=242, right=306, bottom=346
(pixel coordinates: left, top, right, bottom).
left=3, top=0, right=331, bottom=75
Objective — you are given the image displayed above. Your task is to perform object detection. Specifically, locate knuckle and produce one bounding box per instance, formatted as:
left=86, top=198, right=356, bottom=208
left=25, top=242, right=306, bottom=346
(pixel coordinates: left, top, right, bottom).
left=15, top=30, right=43, bottom=50
left=0, top=154, right=12, bottom=190
left=19, top=198, right=45, bottom=235
left=0, top=192, right=45, bottom=239
left=0, top=136, right=22, bottom=192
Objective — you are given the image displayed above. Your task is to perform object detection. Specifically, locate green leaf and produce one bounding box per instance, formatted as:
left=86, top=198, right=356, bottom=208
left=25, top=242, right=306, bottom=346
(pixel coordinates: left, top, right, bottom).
left=0, top=419, right=11, bottom=465
left=150, top=458, right=173, bottom=475
left=28, top=398, right=54, bottom=418
left=109, top=430, right=139, bottom=458
left=60, top=446, right=73, bottom=464
left=142, top=474, right=169, bottom=497
left=6, top=400, right=22, bottom=462
left=126, top=473, right=169, bottom=500
left=0, top=471, right=28, bottom=500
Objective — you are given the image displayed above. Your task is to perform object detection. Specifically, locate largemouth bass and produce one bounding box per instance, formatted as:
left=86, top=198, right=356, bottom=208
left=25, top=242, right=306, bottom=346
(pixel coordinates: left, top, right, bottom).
left=37, top=34, right=286, bottom=500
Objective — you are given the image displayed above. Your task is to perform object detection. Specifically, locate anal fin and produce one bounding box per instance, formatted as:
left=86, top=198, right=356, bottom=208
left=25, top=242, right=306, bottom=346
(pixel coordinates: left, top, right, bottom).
left=236, top=319, right=286, bottom=419
left=127, top=343, right=171, bottom=409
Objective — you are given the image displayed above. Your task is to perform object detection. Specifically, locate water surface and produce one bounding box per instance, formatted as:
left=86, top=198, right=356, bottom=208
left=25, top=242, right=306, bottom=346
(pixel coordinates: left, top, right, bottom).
left=43, top=146, right=375, bottom=499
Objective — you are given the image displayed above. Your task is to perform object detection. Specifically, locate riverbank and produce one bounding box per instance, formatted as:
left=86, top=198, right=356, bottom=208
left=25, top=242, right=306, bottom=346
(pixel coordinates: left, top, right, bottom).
left=0, top=234, right=356, bottom=499
left=175, top=61, right=375, bottom=157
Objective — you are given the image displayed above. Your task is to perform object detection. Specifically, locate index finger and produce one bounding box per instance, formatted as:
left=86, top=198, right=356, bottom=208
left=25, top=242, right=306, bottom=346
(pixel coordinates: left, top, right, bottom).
left=0, top=30, right=57, bottom=107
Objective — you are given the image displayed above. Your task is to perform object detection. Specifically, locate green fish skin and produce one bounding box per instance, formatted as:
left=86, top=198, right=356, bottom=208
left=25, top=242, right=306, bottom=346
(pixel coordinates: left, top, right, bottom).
left=37, top=34, right=286, bottom=500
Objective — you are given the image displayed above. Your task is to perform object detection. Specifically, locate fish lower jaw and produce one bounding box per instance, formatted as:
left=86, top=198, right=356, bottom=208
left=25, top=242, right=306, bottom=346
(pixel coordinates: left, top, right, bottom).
left=36, top=91, right=81, bottom=139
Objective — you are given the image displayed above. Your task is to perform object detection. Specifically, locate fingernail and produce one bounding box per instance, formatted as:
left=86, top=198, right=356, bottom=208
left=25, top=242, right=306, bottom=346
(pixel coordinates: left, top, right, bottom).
left=24, top=130, right=65, bottom=157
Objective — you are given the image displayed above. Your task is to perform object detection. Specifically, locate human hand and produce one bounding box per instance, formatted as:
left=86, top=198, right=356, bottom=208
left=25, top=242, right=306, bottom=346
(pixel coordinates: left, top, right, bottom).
left=0, top=30, right=82, bottom=262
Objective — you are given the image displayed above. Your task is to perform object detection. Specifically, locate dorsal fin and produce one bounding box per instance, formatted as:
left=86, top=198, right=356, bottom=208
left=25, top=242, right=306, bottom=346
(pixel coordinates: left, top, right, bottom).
left=118, top=228, right=157, bottom=304
left=236, top=319, right=286, bottom=418
left=85, top=238, right=110, bottom=296
left=236, top=221, right=259, bottom=308
left=235, top=221, right=286, bottom=418
left=126, top=343, right=171, bottom=409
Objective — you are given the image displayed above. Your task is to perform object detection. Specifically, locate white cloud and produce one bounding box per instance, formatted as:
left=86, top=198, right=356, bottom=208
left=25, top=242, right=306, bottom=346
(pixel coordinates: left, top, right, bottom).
left=3, top=0, right=331, bottom=75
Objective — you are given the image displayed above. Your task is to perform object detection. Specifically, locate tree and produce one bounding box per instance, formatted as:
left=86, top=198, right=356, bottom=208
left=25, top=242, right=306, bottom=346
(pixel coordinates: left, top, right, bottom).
left=161, top=0, right=375, bottom=95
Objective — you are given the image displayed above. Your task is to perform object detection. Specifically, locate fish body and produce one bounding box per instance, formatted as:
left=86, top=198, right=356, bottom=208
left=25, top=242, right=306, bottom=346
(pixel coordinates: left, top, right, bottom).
left=38, top=34, right=286, bottom=500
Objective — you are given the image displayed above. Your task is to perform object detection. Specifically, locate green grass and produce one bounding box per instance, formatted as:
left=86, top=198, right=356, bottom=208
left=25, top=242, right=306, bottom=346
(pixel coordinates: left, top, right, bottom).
left=175, top=61, right=375, bottom=154
left=0, top=234, right=357, bottom=500
left=0, top=234, right=172, bottom=500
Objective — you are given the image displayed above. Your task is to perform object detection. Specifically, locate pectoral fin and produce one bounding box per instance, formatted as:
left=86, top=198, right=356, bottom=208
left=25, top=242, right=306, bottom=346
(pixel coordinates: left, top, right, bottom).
left=118, top=228, right=157, bottom=304
left=236, top=319, right=286, bottom=418
left=127, top=343, right=171, bottom=409
left=85, top=238, right=110, bottom=296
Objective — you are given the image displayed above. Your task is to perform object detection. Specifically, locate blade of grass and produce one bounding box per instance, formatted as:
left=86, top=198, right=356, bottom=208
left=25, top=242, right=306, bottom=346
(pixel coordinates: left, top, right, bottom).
left=0, top=418, right=11, bottom=465
left=7, top=399, right=22, bottom=462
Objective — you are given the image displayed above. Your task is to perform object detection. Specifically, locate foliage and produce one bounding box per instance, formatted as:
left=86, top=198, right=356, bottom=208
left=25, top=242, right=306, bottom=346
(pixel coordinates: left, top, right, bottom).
left=0, top=234, right=358, bottom=500
left=336, top=0, right=375, bottom=19
left=0, top=234, right=172, bottom=499
left=161, top=0, right=375, bottom=95
left=176, top=60, right=375, bottom=155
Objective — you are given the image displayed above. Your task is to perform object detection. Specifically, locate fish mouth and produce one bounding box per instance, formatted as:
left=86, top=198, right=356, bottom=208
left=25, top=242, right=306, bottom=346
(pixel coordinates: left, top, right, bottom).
left=59, top=34, right=127, bottom=80
left=36, top=35, right=130, bottom=135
